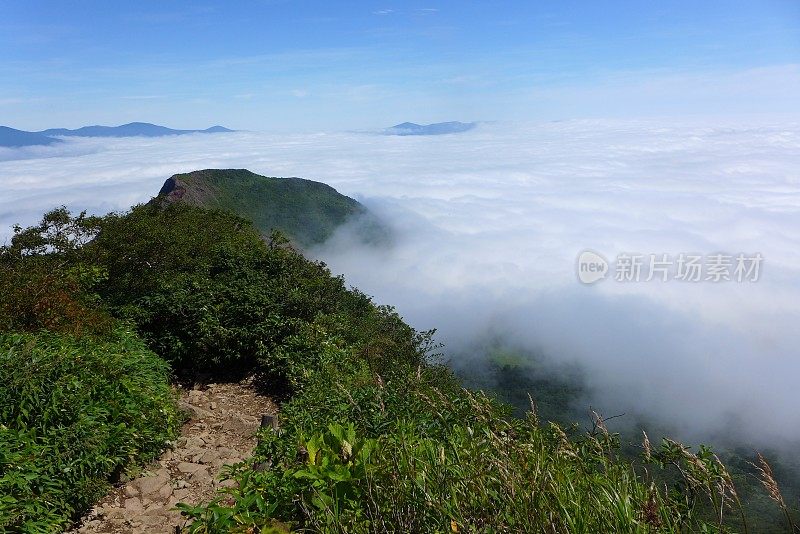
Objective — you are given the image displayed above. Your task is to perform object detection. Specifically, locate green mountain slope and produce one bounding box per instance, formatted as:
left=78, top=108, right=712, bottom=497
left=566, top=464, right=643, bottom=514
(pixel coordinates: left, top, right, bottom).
left=156, top=169, right=381, bottom=247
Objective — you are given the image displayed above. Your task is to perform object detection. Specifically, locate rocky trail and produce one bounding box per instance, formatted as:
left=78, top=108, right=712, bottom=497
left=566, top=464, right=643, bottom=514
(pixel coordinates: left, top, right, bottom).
left=70, top=380, right=277, bottom=533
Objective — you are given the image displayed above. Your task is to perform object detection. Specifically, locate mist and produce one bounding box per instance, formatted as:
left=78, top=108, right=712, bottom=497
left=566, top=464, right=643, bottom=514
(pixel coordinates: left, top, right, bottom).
left=1, top=119, right=798, bottom=447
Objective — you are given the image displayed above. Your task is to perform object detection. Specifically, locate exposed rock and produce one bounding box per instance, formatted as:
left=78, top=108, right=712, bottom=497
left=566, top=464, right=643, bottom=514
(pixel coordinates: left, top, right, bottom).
left=183, top=446, right=205, bottom=462
left=216, top=447, right=236, bottom=458
left=198, top=450, right=219, bottom=464
left=105, top=509, right=124, bottom=520
left=176, top=461, right=203, bottom=474
left=190, top=468, right=212, bottom=483
left=137, top=514, right=165, bottom=526
left=158, top=483, right=173, bottom=500
left=185, top=436, right=205, bottom=448
left=123, top=498, right=144, bottom=513
left=136, top=473, right=169, bottom=497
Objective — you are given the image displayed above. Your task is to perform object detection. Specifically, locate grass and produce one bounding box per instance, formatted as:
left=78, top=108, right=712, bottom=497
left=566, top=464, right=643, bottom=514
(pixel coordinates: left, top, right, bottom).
left=0, top=329, right=180, bottom=532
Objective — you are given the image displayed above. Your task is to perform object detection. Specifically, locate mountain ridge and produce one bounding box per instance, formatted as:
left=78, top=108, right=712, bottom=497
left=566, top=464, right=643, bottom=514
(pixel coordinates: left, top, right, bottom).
left=155, top=169, right=384, bottom=247
left=384, top=121, right=476, bottom=135
left=0, top=122, right=234, bottom=147
left=39, top=122, right=234, bottom=138
left=0, top=126, right=62, bottom=148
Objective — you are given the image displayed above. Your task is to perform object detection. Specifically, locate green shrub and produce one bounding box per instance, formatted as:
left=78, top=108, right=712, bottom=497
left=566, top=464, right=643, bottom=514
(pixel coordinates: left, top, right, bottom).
left=81, top=203, right=425, bottom=377
left=0, top=207, right=111, bottom=337
left=0, top=329, right=180, bottom=532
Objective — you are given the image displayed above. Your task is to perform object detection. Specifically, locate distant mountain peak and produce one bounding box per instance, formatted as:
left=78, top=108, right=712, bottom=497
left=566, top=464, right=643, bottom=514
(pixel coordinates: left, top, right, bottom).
left=0, top=126, right=61, bottom=148
left=384, top=121, right=476, bottom=136
left=0, top=123, right=236, bottom=146
left=37, top=122, right=236, bottom=138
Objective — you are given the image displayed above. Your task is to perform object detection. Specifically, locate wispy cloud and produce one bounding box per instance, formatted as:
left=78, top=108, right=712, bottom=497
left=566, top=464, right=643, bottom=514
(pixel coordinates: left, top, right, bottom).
left=119, top=95, right=167, bottom=100
left=0, top=97, right=37, bottom=106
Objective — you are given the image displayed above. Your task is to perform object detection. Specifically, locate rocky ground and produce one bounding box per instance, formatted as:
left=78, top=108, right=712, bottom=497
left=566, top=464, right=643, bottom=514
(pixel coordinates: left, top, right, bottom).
left=69, top=380, right=277, bottom=533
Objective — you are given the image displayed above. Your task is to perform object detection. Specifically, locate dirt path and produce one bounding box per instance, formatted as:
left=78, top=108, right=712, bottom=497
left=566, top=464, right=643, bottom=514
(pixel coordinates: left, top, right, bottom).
left=70, top=380, right=277, bottom=533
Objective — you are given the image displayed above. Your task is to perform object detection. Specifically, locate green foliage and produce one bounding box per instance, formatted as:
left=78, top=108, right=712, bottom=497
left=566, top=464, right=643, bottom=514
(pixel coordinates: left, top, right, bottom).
left=3, top=206, right=102, bottom=259
left=0, top=329, right=180, bottom=532
left=0, top=207, right=111, bottom=336
left=188, top=409, right=737, bottom=532
left=70, top=202, right=417, bottom=376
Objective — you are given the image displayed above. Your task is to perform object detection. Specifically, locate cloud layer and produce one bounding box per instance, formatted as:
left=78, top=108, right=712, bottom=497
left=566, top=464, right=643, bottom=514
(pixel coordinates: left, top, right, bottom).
left=1, top=120, right=799, bottom=445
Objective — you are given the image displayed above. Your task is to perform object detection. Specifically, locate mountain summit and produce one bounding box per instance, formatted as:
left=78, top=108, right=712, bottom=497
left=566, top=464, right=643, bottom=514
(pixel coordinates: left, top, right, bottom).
left=156, top=169, right=384, bottom=247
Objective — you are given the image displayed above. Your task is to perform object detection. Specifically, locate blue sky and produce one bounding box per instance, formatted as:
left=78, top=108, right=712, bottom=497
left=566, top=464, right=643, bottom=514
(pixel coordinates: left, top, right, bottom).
left=2, top=0, right=799, bottom=130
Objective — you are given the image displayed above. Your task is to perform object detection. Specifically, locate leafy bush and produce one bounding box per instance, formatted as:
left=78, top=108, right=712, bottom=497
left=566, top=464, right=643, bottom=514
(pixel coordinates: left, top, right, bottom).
left=0, top=329, right=180, bottom=532
left=0, top=207, right=111, bottom=337
left=81, top=203, right=424, bottom=377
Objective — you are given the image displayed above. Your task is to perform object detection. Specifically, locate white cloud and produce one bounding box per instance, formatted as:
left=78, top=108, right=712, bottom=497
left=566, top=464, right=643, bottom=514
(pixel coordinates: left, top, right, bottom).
left=1, top=120, right=799, bottom=446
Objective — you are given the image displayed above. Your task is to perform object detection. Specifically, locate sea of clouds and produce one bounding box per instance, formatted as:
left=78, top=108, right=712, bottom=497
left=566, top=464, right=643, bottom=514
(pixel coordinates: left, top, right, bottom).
left=1, top=120, right=798, bottom=446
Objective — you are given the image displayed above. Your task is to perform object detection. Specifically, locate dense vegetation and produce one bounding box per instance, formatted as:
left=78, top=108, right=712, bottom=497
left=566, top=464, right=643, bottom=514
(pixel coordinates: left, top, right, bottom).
left=0, top=201, right=795, bottom=532
left=0, top=330, right=179, bottom=531
left=0, top=208, right=181, bottom=531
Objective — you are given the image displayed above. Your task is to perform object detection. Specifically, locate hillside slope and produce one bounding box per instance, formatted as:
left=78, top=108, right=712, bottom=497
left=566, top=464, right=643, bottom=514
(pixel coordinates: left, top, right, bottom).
left=156, top=169, right=381, bottom=247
